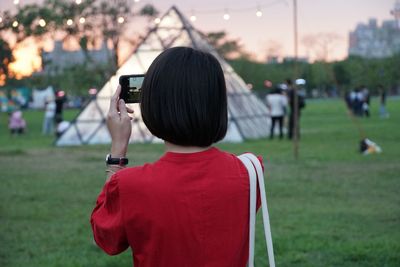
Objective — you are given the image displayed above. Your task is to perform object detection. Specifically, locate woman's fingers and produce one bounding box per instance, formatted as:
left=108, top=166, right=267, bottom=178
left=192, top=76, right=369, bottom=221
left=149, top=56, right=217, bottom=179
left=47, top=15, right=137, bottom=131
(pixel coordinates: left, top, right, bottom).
left=109, top=86, right=121, bottom=114
left=108, top=86, right=134, bottom=121
left=118, top=99, right=131, bottom=120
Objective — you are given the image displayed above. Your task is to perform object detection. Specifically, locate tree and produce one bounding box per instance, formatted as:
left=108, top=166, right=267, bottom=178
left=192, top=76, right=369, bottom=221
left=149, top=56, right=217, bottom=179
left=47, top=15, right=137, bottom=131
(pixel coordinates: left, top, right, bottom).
left=333, top=61, right=351, bottom=87
left=0, top=39, right=14, bottom=82
left=264, top=40, right=283, bottom=62
left=302, top=32, right=342, bottom=62
left=206, top=31, right=248, bottom=59
left=0, top=0, right=158, bottom=75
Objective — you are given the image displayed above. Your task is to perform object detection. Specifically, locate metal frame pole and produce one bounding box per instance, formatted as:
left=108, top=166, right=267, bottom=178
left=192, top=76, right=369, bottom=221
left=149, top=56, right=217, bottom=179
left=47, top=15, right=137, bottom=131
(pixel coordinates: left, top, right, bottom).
left=293, top=0, right=299, bottom=159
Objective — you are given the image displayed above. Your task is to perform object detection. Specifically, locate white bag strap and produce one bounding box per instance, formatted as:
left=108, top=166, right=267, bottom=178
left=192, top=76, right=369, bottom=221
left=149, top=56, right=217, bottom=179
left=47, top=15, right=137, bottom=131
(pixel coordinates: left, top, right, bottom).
left=238, top=153, right=276, bottom=267
left=238, top=155, right=257, bottom=266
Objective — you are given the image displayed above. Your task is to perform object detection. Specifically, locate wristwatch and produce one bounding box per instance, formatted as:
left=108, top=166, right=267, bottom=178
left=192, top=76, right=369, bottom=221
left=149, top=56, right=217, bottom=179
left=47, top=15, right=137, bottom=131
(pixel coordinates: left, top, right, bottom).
left=105, top=154, right=129, bottom=166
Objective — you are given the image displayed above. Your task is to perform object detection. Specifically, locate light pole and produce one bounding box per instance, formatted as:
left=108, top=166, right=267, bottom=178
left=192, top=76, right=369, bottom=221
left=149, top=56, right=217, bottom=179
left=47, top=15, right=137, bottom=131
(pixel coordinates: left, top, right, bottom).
left=292, top=0, right=299, bottom=160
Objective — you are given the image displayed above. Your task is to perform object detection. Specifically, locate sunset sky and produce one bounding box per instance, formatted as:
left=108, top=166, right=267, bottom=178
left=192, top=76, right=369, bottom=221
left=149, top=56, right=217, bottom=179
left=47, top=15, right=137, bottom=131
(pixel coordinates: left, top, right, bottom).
left=2, top=0, right=397, bottom=76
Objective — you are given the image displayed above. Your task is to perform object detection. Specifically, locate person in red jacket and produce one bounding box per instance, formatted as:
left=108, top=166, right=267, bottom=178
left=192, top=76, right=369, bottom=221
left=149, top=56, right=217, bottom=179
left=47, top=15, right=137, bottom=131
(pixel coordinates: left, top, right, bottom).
left=91, top=47, right=262, bottom=267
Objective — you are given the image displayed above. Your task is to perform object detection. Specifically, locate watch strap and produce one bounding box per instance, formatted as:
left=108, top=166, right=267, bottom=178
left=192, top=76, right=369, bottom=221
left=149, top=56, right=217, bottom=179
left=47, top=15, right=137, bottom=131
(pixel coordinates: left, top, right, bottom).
left=106, top=154, right=129, bottom=166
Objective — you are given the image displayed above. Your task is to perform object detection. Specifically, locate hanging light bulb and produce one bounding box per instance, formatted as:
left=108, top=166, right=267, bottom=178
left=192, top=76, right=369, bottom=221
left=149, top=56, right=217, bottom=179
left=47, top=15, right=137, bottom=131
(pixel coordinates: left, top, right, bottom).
left=0, top=17, right=3, bottom=23
left=117, top=16, right=125, bottom=24
left=154, top=17, right=161, bottom=24
left=39, top=19, right=46, bottom=27
left=190, top=11, right=197, bottom=22
left=75, top=0, right=82, bottom=5
left=223, top=9, right=230, bottom=20
left=79, top=17, right=86, bottom=24
left=223, top=13, right=230, bottom=20
left=189, top=10, right=197, bottom=22
left=13, top=0, right=20, bottom=5
left=256, top=9, right=263, bottom=17
left=67, top=19, right=73, bottom=26
left=12, top=21, right=19, bottom=27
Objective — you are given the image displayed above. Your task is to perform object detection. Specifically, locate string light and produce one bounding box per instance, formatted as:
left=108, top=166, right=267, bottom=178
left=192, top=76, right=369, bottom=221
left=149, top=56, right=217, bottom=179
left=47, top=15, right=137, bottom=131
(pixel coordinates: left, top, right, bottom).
left=39, top=19, right=46, bottom=27
left=154, top=17, right=161, bottom=24
left=75, top=0, right=82, bottom=5
left=12, top=21, right=18, bottom=27
left=182, top=1, right=285, bottom=21
left=66, top=19, right=73, bottom=26
left=13, top=0, right=19, bottom=5
left=189, top=9, right=197, bottom=22
left=117, top=16, right=125, bottom=24
left=0, top=17, right=2, bottom=23
left=79, top=17, right=86, bottom=24
left=223, top=11, right=230, bottom=20
left=134, top=0, right=140, bottom=2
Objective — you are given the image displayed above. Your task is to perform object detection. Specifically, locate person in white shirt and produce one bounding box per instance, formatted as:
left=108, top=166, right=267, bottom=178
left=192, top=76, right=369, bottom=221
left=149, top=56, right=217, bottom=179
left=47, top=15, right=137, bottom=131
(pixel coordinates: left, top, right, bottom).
left=42, top=98, right=56, bottom=135
left=265, top=87, right=288, bottom=139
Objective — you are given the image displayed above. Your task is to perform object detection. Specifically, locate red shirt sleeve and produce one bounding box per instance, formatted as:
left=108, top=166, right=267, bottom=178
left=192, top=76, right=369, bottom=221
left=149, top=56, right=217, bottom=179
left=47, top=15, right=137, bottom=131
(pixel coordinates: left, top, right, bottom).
left=90, top=173, right=128, bottom=255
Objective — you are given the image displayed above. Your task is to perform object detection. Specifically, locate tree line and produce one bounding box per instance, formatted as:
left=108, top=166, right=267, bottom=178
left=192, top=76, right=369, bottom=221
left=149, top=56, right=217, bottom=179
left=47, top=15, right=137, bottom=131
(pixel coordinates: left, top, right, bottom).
left=230, top=54, right=400, bottom=96
left=3, top=43, right=399, bottom=97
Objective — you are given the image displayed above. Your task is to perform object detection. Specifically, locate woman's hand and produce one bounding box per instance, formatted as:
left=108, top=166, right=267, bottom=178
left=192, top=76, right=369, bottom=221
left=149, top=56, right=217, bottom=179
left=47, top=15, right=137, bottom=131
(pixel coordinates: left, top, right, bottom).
left=106, top=86, right=133, bottom=157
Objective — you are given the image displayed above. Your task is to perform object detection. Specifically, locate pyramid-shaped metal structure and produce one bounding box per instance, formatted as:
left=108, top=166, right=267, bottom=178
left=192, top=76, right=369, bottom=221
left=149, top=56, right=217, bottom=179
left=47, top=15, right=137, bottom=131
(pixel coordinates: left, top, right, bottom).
left=56, top=6, right=270, bottom=146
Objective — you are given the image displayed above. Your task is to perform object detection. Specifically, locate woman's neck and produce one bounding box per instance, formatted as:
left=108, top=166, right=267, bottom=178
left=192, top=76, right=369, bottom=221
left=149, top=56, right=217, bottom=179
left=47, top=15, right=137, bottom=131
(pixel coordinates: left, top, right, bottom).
left=165, top=142, right=211, bottom=153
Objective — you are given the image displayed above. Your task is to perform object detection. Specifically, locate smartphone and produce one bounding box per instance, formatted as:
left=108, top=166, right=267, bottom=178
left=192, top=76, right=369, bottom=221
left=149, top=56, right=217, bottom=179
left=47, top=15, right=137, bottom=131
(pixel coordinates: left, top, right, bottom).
left=119, top=74, right=145, bottom=103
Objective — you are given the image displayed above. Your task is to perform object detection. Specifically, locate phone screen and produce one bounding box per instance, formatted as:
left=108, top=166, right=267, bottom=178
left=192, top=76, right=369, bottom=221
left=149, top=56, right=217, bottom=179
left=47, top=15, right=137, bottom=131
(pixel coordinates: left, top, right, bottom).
left=119, top=74, right=145, bottom=103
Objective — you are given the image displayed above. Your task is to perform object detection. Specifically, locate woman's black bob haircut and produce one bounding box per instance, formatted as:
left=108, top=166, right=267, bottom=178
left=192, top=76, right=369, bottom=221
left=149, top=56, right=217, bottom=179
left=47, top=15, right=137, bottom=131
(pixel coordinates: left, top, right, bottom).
left=140, top=47, right=227, bottom=147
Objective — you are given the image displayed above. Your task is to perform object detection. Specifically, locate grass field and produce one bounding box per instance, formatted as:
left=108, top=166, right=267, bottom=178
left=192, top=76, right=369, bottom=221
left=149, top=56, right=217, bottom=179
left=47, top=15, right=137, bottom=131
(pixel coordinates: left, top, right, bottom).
left=0, top=98, right=399, bottom=267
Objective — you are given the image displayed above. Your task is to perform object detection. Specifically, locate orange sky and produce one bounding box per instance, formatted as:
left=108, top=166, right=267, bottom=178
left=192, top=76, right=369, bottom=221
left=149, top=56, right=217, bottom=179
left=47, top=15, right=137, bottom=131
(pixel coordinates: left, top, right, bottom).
left=4, top=0, right=397, bottom=77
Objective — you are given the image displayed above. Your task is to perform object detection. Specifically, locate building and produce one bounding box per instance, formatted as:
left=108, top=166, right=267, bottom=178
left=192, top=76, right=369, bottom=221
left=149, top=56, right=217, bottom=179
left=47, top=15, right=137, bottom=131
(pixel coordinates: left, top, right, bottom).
left=282, top=56, right=309, bottom=63
left=41, top=40, right=114, bottom=74
left=349, top=2, right=400, bottom=58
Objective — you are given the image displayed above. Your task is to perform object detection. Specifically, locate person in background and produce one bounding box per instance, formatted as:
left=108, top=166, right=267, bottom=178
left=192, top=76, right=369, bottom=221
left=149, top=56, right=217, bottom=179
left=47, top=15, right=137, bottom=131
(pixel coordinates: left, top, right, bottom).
left=8, top=110, right=26, bottom=135
left=361, top=85, right=370, bottom=117
left=354, top=87, right=364, bottom=117
left=265, top=86, right=287, bottom=139
left=42, top=98, right=56, bottom=135
left=286, top=79, right=305, bottom=140
left=349, top=89, right=357, bottom=115
left=55, top=91, right=65, bottom=124
left=378, top=84, right=389, bottom=118
left=344, top=90, right=352, bottom=111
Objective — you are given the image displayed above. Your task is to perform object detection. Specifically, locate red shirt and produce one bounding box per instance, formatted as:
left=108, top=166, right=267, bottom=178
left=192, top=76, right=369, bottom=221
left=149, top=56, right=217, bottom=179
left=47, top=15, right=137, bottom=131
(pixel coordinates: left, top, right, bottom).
left=91, top=147, right=262, bottom=267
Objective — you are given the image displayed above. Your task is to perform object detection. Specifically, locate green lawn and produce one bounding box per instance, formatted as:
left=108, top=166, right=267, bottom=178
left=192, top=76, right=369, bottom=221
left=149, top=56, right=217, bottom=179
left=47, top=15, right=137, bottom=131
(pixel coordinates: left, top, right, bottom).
left=0, top=98, right=399, bottom=267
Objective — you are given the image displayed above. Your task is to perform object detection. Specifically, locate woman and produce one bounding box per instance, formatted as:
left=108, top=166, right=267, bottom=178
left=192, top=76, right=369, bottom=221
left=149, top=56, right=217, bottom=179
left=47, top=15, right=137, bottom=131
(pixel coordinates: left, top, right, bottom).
left=91, top=47, right=262, bottom=267
left=8, top=110, right=26, bottom=135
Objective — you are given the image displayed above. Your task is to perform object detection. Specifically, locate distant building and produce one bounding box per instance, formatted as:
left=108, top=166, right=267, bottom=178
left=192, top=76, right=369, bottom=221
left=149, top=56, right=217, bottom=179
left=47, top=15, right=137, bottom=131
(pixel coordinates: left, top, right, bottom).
left=391, top=0, right=400, bottom=28
left=349, top=16, right=400, bottom=58
left=282, top=56, right=308, bottom=63
left=41, top=40, right=114, bottom=74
